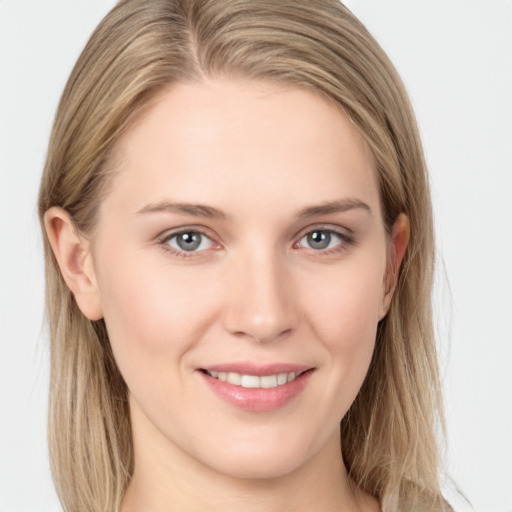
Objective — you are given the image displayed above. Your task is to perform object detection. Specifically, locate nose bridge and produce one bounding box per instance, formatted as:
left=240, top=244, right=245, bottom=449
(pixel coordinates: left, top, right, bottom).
left=222, top=243, right=297, bottom=343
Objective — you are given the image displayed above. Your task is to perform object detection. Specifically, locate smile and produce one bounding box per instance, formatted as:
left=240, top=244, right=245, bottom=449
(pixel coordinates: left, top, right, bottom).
left=198, top=364, right=315, bottom=412
left=204, top=370, right=301, bottom=389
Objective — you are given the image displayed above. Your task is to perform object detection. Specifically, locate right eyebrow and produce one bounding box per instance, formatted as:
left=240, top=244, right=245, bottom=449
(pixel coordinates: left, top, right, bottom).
left=136, top=201, right=227, bottom=220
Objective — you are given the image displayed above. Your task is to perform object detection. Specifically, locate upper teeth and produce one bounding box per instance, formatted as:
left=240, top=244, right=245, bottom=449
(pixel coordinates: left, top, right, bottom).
left=206, top=370, right=298, bottom=388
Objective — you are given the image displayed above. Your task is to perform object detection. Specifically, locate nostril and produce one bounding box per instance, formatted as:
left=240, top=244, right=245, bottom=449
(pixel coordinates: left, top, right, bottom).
left=230, top=326, right=294, bottom=344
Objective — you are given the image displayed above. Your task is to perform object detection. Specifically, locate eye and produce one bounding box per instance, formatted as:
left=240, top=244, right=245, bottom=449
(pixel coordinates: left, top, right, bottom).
left=297, top=229, right=350, bottom=251
left=164, top=230, right=214, bottom=253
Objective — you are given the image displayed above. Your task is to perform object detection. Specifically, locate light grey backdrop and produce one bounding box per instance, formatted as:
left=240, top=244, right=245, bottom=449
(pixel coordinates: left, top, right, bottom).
left=1, top=1, right=511, bottom=511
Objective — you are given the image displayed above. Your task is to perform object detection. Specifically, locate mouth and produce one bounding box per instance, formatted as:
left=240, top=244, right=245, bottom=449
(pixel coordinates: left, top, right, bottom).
left=197, top=364, right=315, bottom=412
left=200, top=369, right=308, bottom=389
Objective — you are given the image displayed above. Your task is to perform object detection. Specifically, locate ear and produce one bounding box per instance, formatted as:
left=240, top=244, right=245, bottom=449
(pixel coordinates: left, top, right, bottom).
left=380, top=213, right=410, bottom=318
left=44, top=207, right=103, bottom=321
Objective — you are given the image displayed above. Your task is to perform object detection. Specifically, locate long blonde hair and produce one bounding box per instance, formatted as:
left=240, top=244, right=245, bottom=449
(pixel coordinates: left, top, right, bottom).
left=39, top=1, right=449, bottom=510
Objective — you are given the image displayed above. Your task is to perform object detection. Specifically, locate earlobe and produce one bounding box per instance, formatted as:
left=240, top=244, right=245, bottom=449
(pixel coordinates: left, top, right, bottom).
left=44, top=207, right=103, bottom=321
left=380, top=213, right=410, bottom=318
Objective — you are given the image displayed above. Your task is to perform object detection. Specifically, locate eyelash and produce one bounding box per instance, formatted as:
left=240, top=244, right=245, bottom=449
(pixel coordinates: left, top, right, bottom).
left=294, top=228, right=355, bottom=256
left=157, top=226, right=355, bottom=259
left=158, top=228, right=218, bottom=259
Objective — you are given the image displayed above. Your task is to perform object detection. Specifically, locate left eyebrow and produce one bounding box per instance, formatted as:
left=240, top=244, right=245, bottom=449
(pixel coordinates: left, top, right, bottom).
left=297, top=198, right=372, bottom=218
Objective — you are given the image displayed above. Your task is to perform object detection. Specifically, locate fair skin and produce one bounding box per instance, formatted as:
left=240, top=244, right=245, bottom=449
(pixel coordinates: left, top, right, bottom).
left=45, top=78, right=408, bottom=512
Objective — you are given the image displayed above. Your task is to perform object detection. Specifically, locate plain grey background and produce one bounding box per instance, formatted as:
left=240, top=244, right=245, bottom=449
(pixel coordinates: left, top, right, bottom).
left=0, top=1, right=511, bottom=511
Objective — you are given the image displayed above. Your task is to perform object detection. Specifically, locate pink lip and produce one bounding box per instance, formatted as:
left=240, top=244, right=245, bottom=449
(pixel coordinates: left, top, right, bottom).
left=197, top=362, right=315, bottom=412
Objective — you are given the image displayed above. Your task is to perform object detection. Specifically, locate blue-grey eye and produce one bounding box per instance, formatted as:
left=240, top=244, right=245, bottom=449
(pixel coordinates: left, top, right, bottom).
left=299, top=230, right=343, bottom=250
left=166, top=231, right=213, bottom=252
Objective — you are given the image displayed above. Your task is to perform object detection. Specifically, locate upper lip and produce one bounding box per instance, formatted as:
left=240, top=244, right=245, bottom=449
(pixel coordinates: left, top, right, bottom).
left=199, top=362, right=313, bottom=376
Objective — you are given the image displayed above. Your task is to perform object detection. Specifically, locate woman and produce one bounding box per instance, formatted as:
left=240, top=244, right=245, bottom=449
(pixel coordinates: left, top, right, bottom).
left=38, top=0, right=451, bottom=510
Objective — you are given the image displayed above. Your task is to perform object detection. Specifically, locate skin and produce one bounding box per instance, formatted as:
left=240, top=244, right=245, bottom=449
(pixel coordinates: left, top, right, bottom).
left=45, top=78, right=408, bottom=512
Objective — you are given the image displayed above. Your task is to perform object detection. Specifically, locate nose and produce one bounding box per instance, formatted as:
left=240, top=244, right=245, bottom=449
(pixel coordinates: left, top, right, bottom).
left=222, top=248, right=298, bottom=344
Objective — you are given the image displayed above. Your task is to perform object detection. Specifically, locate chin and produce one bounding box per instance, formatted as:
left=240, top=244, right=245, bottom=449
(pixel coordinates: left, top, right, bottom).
left=193, top=427, right=330, bottom=481
left=206, top=452, right=306, bottom=481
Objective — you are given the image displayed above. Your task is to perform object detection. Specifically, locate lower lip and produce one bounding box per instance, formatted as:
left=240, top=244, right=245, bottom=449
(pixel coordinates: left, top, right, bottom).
left=198, top=370, right=314, bottom=412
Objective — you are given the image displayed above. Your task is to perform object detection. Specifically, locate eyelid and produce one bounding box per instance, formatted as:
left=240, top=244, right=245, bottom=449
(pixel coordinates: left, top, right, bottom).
left=157, top=224, right=218, bottom=242
left=294, top=223, right=354, bottom=240
left=157, top=226, right=222, bottom=258
left=293, top=224, right=356, bottom=253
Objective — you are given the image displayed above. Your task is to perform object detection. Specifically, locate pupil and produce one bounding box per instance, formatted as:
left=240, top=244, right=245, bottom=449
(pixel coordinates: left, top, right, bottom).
left=308, top=231, right=330, bottom=249
left=177, top=232, right=201, bottom=251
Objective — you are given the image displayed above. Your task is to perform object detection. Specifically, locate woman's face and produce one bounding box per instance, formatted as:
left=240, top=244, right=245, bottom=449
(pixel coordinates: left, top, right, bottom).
left=86, top=78, right=395, bottom=479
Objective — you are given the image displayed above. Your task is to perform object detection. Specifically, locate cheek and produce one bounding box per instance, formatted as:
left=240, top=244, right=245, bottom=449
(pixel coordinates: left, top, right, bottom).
left=300, top=254, right=385, bottom=400
left=305, top=253, right=385, bottom=336
left=95, top=250, right=220, bottom=382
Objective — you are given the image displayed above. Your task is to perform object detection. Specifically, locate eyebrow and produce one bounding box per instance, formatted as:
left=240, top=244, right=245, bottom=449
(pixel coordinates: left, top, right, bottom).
left=137, top=201, right=227, bottom=219
left=297, top=198, right=371, bottom=218
left=136, top=198, right=371, bottom=220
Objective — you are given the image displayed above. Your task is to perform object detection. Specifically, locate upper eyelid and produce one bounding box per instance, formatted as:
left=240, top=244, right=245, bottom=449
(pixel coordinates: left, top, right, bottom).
left=297, top=228, right=352, bottom=245
left=294, top=223, right=354, bottom=240
left=158, top=225, right=216, bottom=242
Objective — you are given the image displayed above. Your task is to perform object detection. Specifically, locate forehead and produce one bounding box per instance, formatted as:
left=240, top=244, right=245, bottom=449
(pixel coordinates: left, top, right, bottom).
left=105, top=78, right=380, bottom=219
